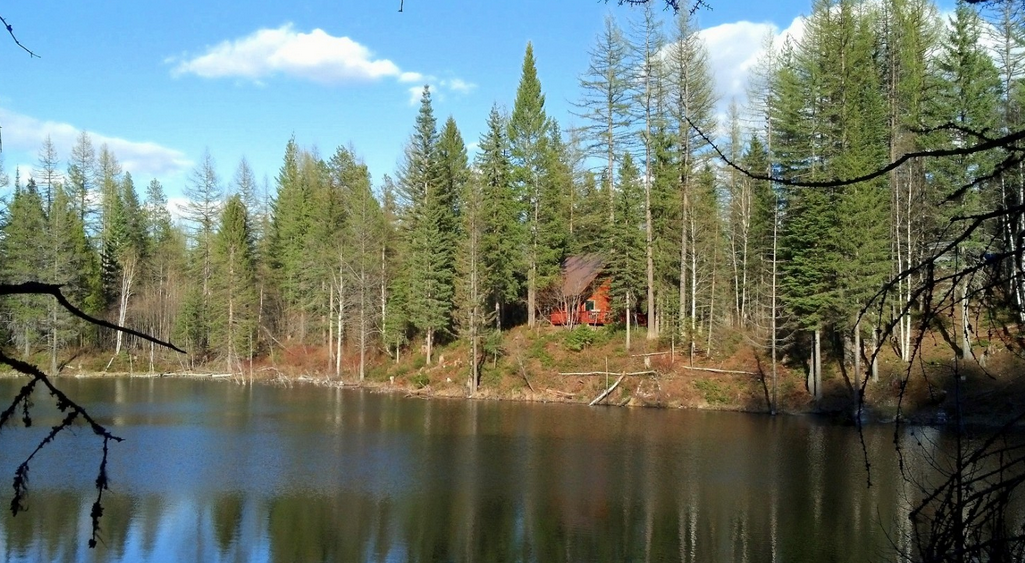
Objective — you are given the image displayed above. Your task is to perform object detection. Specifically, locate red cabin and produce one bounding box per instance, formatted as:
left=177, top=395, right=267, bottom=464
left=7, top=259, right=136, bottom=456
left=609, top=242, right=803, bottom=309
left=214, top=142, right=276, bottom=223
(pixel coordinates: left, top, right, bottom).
left=550, top=255, right=613, bottom=326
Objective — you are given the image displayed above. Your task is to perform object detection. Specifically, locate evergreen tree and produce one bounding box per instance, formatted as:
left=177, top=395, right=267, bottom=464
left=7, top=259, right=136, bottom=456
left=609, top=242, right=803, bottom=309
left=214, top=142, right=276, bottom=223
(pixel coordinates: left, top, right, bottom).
left=397, top=86, right=454, bottom=364
left=664, top=8, right=718, bottom=357
left=1, top=182, right=49, bottom=356
left=456, top=169, right=490, bottom=393
left=210, top=195, right=258, bottom=372
left=608, top=152, right=646, bottom=350
left=629, top=2, right=667, bottom=341
left=333, top=147, right=382, bottom=381
left=46, top=184, right=96, bottom=369
left=34, top=136, right=61, bottom=214
left=927, top=0, right=1003, bottom=355
left=475, top=105, right=523, bottom=329
left=509, top=43, right=556, bottom=327
left=67, top=131, right=96, bottom=228
left=574, top=15, right=635, bottom=219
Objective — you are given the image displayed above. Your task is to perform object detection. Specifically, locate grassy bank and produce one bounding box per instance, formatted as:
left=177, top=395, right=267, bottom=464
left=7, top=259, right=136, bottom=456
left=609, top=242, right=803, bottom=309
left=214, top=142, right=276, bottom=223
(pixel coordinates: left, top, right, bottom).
left=17, top=323, right=1025, bottom=424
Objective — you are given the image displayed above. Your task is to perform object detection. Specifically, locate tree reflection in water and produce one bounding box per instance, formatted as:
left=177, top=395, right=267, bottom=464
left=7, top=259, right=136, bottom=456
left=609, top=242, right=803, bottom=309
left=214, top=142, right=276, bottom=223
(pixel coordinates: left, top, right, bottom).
left=0, top=377, right=948, bottom=562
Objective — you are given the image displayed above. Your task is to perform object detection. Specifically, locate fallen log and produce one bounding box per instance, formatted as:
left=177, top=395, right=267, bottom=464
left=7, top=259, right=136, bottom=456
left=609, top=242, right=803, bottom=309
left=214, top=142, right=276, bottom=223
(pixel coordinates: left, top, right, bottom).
left=558, top=370, right=657, bottom=376
left=679, top=366, right=757, bottom=376
left=589, top=373, right=626, bottom=406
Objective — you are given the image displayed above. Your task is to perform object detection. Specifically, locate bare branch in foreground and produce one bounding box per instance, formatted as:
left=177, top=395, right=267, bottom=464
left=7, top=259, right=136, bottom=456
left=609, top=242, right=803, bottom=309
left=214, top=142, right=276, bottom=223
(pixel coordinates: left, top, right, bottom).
left=0, top=14, right=39, bottom=58
left=0, top=282, right=184, bottom=548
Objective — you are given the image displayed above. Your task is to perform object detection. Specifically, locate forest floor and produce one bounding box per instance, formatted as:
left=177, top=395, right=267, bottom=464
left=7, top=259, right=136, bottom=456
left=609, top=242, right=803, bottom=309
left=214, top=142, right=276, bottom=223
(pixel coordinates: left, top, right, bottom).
left=37, top=321, right=1025, bottom=426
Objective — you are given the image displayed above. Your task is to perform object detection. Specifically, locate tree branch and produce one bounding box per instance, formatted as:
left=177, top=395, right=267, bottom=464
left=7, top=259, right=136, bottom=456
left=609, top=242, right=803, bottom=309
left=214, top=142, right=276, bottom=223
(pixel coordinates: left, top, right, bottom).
left=686, top=113, right=1025, bottom=189
left=0, top=15, right=39, bottom=58
left=0, top=282, right=183, bottom=548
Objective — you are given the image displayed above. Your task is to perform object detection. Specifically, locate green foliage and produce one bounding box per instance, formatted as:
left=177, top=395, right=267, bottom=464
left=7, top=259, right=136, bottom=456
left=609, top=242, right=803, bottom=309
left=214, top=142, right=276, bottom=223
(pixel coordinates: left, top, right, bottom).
left=411, top=372, right=430, bottom=389
left=564, top=325, right=599, bottom=352
left=209, top=195, right=258, bottom=367
left=396, top=87, right=456, bottom=355
left=694, top=379, right=730, bottom=405
left=607, top=152, right=647, bottom=318
left=527, top=335, right=556, bottom=367
left=475, top=105, right=523, bottom=321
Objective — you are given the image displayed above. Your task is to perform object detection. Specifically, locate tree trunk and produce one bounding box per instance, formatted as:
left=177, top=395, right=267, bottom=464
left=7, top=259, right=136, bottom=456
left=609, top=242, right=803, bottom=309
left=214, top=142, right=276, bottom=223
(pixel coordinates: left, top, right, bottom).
left=853, top=319, right=861, bottom=389
left=814, top=327, right=822, bottom=401
left=426, top=327, right=434, bottom=365
left=625, top=290, right=632, bottom=351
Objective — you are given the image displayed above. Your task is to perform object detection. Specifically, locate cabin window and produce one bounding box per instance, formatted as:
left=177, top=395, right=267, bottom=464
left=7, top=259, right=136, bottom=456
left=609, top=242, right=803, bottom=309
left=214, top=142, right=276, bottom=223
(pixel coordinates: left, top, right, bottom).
left=585, top=300, right=596, bottom=311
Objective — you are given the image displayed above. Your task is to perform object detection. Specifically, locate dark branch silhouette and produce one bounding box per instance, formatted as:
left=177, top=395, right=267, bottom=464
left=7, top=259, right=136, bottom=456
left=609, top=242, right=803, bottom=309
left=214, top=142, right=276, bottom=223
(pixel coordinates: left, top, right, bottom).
left=0, top=283, right=184, bottom=547
left=686, top=113, right=1025, bottom=189
left=0, top=282, right=185, bottom=354
left=0, top=14, right=38, bottom=58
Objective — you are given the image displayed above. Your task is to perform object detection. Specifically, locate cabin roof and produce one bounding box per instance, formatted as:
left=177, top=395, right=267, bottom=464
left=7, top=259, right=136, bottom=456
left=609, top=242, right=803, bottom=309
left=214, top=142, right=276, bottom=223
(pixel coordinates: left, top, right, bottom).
left=561, top=254, right=605, bottom=297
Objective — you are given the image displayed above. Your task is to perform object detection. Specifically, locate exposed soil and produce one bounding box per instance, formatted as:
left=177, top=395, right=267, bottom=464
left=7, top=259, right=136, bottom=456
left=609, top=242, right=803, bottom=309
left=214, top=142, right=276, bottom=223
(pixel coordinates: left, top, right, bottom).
left=20, top=323, right=1025, bottom=426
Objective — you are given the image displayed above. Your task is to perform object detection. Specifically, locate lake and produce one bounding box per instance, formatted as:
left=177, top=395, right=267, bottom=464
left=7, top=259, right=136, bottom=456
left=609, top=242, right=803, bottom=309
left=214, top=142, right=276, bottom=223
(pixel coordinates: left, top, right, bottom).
left=0, top=377, right=938, bottom=562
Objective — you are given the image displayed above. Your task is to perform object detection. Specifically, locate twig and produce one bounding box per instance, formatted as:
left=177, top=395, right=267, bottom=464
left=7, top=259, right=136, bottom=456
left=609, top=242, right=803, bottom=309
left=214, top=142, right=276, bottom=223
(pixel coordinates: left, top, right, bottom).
left=516, top=354, right=536, bottom=393
left=0, top=283, right=181, bottom=549
left=0, top=15, right=39, bottom=58
left=0, top=282, right=184, bottom=353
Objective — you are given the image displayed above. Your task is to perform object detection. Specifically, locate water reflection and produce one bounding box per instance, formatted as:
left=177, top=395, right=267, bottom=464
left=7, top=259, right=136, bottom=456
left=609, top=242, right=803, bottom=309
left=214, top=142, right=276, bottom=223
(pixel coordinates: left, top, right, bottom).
left=0, top=378, right=926, bottom=562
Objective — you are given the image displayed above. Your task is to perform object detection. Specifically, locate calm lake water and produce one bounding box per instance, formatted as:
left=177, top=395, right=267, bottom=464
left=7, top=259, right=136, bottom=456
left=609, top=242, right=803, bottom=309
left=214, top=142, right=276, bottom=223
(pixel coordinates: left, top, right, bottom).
left=0, top=377, right=934, bottom=562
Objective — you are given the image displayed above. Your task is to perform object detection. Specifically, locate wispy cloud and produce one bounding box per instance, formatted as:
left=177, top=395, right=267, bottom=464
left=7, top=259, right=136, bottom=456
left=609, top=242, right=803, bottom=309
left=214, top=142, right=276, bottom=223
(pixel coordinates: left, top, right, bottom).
left=0, top=108, right=192, bottom=178
left=170, top=23, right=477, bottom=106
left=404, top=78, right=479, bottom=106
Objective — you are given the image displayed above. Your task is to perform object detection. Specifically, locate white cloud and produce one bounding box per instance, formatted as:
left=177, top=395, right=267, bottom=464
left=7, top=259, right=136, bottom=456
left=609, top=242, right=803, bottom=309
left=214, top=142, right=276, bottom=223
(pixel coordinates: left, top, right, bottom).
left=699, top=16, right=805, bottom=106
left=399, top=71, right=425, bottom=83
left=171, top=24, right=478, bottom=106
left=0, top=108, right=192, bottom=178
left=408, top=85, right=425, bottom=106
left=174, top=24, right=447, bottom=89
left=404, top=77, right=478, bottom=106
left=444, top=78, right=477, bottom=94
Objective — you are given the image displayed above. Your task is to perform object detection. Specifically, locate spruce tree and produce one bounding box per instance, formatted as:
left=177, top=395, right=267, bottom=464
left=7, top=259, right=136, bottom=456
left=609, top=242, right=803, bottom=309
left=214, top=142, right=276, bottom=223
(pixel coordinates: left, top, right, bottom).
left=397, top=87, right=454, bottom=364
left=1, top=182, right=49, bottom=357
left=210, top=195, right=258, bottom=373
left=574, top=15, right=635, bottom=220
left=475, top=105, right=523, bottom=329
left=608, top=152, right=646, bottom=350
left=509, top=42, right=553, bottom=327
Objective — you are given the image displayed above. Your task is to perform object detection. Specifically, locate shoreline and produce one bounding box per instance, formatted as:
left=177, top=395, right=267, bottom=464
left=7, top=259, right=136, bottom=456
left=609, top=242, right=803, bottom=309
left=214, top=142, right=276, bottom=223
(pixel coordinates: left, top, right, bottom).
left=0, top=368, right=940, bottom=426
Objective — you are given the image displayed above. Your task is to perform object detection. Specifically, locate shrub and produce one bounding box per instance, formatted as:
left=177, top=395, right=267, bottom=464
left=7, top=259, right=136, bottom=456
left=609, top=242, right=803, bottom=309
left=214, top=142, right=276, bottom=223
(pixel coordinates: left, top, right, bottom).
left=564, top=325, right=597, bottom=352
left=694, top=379, right=730, bottom=405
left=411, top=372, right=430, bottom=389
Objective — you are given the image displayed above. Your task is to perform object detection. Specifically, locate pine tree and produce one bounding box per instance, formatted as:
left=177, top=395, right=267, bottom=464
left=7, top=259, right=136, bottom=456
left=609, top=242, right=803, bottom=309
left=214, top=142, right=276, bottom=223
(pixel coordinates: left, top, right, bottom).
left=179, top=150, right=224, bottom=358
left=475, top=105, right=523, bottom=329
left=928, top=0, right=1003, bottom=356
left=664, top=8, right=718, bottom=358
left=397, top=86, right=454, bottom=364
left=1, top=182, right=49, bottom=357
left=629, top=2, right=667, bottom=341
left=456, top=168, right=490, bottom=393
left=881, top=0, right=938, bottom=361
left=67, top=131, right=96, bottom=228
left=210, top=195, right=258, bottom=373
left=140, top=178, right=184, bottom=348
left=331, top=146, right=382, bottom=380
left=509, top=42, right=553, bottom=328
left=574, top=15, right=635, bottom=220
left=34, top=136, right=61, bottom=214
left=608, top=152, right=646, bottom=350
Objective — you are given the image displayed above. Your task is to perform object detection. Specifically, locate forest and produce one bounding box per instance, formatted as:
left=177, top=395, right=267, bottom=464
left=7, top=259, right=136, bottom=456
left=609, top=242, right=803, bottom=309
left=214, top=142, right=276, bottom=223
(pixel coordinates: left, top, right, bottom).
left=0, top=0, right=1021, bottom=401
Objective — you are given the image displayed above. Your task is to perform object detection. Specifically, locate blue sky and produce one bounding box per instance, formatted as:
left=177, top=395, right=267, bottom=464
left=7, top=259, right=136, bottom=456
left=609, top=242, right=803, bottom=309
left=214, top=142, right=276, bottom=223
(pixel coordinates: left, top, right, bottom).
left=0, top=0, right=937, bottom=209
